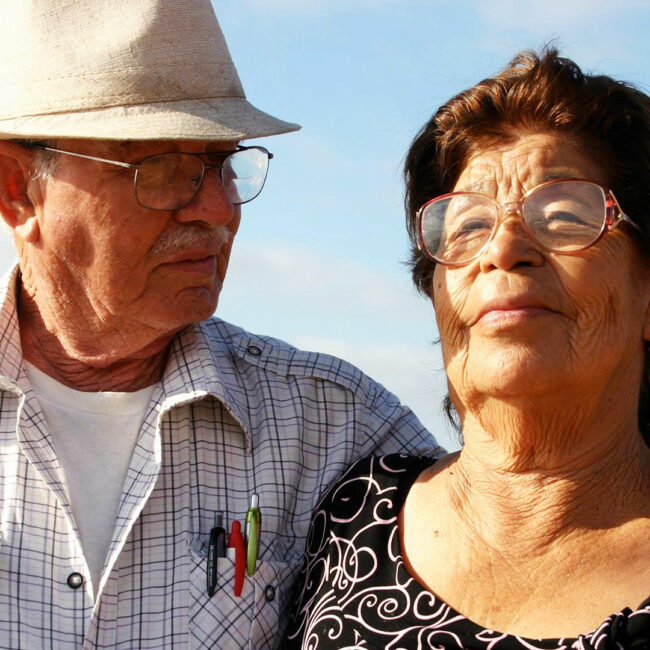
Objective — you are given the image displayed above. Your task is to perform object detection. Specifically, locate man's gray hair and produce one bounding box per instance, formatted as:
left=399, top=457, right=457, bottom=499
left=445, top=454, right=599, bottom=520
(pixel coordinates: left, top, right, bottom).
left=17, top=140, right=60, bottom=180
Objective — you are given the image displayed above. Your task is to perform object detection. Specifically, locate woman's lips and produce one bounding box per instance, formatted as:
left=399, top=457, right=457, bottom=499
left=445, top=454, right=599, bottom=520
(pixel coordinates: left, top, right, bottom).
left=476, top=305, right=554, bottom=327
left=473, top=297, right=558, bottom=328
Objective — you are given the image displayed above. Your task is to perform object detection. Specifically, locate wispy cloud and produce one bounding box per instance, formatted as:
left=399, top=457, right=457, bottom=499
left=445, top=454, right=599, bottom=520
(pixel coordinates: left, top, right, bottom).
left=457, top=0, right=650, bottom=71
left=221, top=240, right=430, bottom=324
left=469, top=0, right=646, bottom=30
left=225, top=0, right=644, bottom=19
left=230, top=0, right=410, bottom=9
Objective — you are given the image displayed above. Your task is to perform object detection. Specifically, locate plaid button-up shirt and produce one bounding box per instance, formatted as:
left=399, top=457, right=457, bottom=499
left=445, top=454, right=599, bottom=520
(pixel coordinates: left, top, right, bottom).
left=0, top=268, right=439, bottom=649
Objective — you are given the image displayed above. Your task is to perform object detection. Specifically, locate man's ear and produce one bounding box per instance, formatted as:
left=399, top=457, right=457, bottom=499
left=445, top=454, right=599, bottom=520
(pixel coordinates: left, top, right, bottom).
left=0, top=141, right=40, bottom=243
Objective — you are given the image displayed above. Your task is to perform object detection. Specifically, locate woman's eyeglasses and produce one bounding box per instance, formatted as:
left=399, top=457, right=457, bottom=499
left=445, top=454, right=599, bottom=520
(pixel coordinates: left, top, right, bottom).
left=416, top=178, right=641, bottom=266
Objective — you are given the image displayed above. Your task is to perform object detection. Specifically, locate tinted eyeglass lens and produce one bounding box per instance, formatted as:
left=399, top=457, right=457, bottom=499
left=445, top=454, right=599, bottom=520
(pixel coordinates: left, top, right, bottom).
left=422, top=194, right=499, bottom=264
left=221, top=147, right=269, bottom=205
left=136, top=153, right=205, bottom=210
left=522, top=180, right=607, bottom=252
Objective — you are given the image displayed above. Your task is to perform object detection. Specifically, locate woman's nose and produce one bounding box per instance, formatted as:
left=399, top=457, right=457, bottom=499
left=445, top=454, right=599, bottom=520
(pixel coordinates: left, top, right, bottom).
left=478, top=205, right=545, bottom=271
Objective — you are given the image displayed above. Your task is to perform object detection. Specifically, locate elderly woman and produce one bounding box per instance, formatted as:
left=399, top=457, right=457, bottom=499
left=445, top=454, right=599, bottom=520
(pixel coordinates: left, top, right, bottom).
left=284, top=49, right=650, bottom=648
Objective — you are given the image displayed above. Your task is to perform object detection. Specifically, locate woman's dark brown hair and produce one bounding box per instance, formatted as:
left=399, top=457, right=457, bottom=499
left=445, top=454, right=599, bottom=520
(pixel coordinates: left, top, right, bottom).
left=404, top=47, right=650, bottom=442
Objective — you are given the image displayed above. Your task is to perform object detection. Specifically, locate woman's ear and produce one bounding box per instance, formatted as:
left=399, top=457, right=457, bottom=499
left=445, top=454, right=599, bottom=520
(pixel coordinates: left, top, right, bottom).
left=0, top=142, right=40, bottom=243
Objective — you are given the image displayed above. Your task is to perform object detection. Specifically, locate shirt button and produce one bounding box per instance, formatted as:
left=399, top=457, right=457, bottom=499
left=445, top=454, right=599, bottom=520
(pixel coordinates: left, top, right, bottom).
left=66, top=572, right=84, bottom=589
left=247, top=345, right=262, bottom=357
left=264, top=585, right=276, bottom=602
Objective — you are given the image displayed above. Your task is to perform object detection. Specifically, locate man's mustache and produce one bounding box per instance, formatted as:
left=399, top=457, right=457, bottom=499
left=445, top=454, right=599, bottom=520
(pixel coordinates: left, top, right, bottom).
left=149, top=225, right=232, bottom=257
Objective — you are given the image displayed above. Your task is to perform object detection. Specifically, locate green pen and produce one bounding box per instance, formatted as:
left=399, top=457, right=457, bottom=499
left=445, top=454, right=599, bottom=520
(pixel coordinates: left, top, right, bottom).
left=245, top=493, right=261, bottom=576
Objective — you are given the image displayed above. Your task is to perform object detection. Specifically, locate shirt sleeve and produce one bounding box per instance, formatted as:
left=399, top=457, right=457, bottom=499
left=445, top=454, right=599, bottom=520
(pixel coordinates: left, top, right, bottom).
left=356, top=377, right=445, bottom=459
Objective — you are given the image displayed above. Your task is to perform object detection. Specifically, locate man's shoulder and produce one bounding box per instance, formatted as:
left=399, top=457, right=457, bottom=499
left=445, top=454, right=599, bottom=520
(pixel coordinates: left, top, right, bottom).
left=183, top=318, right=439, bottom=458
left=197, top=316, right=384, bottom=399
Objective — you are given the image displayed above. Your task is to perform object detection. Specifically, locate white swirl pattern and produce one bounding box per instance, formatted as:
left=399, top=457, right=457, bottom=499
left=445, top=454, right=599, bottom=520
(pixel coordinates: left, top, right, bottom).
left=285, top=454, right=650, bottom=649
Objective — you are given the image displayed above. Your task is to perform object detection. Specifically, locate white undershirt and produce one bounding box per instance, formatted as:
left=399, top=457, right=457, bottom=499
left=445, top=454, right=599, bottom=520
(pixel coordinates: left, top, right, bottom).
left=24, top=362, right=155, bottom=594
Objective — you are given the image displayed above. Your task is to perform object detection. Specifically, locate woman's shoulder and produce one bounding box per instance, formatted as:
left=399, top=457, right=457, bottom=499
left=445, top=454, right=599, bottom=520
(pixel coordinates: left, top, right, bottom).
left=341, top=452, right=437, bottom=483
left=328, top=452, right=437, bottom=491
left=314, top=453, right=438, bottom=523
left=285, top=453, right=440, bottom=648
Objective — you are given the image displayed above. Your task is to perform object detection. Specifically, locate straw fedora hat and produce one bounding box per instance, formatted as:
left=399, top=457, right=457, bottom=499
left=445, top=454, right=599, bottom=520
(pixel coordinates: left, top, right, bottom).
left=0, top=0, right=300, bottom=141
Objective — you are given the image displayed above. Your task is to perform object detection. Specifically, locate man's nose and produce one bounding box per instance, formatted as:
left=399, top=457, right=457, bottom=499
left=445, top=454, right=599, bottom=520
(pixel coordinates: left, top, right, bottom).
left=173, top=169, right=237, bottom=227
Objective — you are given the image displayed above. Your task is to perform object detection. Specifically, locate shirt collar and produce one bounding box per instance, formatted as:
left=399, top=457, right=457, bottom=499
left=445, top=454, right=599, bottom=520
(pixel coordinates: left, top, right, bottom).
left=0, top=264, right=27, bottom=393
left=160, top=320, right=293, bottom=454
left=159, top=321, right=253, bottom=451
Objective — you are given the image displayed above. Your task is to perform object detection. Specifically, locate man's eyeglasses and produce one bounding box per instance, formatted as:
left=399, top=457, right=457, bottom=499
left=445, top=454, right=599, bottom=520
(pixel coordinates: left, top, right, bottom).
left=416, top=178, right=641, bottom=266
left=23, top=143, right=273, bottom=210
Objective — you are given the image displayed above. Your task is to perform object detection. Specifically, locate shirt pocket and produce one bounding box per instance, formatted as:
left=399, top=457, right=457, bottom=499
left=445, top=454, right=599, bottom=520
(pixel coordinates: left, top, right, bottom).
left=188, top=548, right=299, bottom=650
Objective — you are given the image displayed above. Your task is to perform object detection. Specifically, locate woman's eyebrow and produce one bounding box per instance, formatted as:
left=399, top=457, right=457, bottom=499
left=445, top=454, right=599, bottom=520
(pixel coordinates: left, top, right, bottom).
left=541, top=171, right=578, bottom=182
left=456, top=179, right=493, bottom=193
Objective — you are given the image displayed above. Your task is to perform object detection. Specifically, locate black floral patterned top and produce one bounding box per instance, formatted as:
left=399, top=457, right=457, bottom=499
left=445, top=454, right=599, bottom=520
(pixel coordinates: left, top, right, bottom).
left=285, top=454, right=650, bottom=649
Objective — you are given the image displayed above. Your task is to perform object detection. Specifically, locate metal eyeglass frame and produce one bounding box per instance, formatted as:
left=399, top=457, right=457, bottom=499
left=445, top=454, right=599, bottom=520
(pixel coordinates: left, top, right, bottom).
left=21, top=142, right=274, bottom=209
left=416, top=177, right=642, bottom=267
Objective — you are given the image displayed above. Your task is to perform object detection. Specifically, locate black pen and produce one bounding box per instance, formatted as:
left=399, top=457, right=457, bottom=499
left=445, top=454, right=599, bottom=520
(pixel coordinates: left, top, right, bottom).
left=206, top=512, right=227, bottom=597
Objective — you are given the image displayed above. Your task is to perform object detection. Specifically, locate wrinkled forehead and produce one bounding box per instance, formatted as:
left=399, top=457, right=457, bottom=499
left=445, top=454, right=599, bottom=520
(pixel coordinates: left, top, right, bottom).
left=454, top=132, right=607, bottom=199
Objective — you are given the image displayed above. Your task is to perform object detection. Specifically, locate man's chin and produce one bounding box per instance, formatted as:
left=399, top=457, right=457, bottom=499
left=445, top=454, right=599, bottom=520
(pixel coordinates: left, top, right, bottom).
left=136, top=284, right=221, bottom=334
left=171, top=287, right=221, bottom=324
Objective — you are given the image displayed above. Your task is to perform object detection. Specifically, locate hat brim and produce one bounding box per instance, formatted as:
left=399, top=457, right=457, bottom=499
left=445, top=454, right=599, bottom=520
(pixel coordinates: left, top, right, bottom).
left=0, top=97, right=300, bottom=141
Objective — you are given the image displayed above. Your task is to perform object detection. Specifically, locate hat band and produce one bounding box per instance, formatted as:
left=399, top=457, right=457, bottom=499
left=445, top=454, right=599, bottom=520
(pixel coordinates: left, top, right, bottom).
left=1, top=62, right=244, bottom=120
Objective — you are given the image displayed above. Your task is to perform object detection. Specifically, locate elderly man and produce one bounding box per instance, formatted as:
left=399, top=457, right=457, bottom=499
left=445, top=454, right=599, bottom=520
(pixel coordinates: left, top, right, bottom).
left=0, top=0, right=438, bottom=648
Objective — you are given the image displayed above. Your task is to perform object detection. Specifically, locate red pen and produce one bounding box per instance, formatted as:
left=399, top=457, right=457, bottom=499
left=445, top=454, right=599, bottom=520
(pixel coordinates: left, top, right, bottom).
left=227, top=520, right=246, bottom=597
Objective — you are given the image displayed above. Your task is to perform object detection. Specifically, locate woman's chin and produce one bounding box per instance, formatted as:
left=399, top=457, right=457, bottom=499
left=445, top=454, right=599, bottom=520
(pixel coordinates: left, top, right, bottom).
left=463, top=348, right=564, bottom=399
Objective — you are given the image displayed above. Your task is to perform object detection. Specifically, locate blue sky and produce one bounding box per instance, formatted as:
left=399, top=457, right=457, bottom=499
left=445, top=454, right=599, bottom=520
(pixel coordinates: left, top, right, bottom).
left=211, top=0, right=650, bottom=450
left=1, top=1, right=649, bottom=450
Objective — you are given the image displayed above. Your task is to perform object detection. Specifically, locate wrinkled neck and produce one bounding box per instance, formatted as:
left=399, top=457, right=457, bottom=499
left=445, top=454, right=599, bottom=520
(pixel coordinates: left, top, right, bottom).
left=18, top=284, right=171, bottom=392
left=448, top=415, right=650, bottom=552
